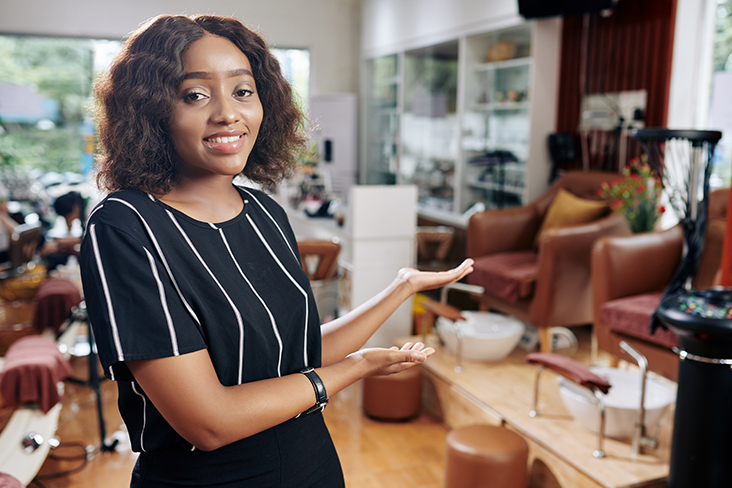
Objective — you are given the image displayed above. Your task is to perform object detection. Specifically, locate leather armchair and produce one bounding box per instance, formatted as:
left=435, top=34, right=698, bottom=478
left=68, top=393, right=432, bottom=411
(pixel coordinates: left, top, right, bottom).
left=591, top=188, right=729, bottom=381
left=467, top=171, right=631, bottom=352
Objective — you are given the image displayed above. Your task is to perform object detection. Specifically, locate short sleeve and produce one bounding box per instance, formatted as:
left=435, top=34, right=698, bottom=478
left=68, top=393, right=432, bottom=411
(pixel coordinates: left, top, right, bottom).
left=80, top=218, right=207, bottom=381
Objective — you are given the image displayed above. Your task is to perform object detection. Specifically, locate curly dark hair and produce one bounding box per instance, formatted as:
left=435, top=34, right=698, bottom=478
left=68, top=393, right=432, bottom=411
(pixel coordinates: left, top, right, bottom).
left=94, top=14, right=307, bottom=194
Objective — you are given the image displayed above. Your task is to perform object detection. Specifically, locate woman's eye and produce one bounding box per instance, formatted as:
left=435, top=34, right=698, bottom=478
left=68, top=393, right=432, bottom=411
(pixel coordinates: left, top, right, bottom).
left=183, top=91, right=206, bottom=102
left=236, top=89, right=254, bottom=98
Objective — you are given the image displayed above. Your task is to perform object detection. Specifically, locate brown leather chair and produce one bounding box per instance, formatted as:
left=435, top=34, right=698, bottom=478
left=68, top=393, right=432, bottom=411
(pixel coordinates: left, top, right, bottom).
left=466, top=171, right=630, bottom=352
left=591, top=188, right=729, bottom=381
left=297, top=239, right=340, bottom=281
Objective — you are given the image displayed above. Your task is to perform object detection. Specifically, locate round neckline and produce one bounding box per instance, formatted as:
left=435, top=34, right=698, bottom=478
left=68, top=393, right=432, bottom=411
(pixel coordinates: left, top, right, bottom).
left=152, top=186, right=250, bottom=229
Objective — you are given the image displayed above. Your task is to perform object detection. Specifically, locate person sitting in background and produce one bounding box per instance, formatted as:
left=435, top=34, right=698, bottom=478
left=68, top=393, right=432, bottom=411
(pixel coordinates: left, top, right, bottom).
left=40, top=191, right=86, bottom=271
left=0, top=185, right=19, bottom=265
left=50, top=191, right=86, bottom=236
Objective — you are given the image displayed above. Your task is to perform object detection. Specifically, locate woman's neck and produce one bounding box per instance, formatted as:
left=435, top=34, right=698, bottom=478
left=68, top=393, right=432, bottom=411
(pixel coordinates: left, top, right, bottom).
left=156, top=178, right=244, bottom=223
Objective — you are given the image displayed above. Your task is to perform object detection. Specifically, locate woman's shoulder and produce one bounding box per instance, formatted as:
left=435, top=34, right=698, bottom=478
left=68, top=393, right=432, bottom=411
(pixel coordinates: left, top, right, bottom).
left=87, top=189, right=164, bottom=229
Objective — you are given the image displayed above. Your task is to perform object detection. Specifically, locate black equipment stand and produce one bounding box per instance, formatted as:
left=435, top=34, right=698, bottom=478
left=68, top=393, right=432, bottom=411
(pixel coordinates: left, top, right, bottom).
left=633, top=128, right=728, bottom=487
left=61, top=304, right=119, bottom=453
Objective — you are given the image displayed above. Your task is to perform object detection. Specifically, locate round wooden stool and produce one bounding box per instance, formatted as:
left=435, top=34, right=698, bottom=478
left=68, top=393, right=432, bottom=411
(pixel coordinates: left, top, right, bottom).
left=362, top=366, right=422, bottom=421
left=444, top=424, right=528, bottom=488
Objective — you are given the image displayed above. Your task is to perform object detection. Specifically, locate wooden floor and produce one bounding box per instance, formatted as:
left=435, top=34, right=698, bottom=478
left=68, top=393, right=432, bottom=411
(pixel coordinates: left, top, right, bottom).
left=28, top=355, right=449, bottom=488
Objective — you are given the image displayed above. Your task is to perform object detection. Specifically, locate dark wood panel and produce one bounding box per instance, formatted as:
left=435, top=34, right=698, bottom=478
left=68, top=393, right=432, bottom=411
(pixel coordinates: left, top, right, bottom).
left=555, top=0, right=678, bottom=173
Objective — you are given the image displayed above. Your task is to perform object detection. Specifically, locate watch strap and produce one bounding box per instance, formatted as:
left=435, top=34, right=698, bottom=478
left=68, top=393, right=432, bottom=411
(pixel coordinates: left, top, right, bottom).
left=299, top=367, right=328, bottom=415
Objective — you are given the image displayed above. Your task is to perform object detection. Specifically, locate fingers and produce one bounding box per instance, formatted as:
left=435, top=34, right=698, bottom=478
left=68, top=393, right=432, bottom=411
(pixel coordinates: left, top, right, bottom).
left=451, top=259, right=474, bottom=278
left=399, top=342, right=435, bottom=362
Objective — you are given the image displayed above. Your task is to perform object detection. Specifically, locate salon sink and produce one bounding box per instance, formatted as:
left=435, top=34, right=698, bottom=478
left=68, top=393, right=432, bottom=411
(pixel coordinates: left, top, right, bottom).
left=558, top=367, right=676, bottom=439
left=436, top=311, right=524, bottom=362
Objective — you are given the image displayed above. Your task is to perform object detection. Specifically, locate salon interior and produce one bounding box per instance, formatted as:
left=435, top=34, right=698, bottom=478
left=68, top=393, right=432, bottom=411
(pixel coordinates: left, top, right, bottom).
left=0, top=0, right=731, bottom=486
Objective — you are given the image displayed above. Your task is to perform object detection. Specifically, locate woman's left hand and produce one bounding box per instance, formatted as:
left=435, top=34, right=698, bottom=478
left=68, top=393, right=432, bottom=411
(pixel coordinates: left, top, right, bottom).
left=397, top=258, right=474, bottom=295
left=346, top=341, right=436, bottom=377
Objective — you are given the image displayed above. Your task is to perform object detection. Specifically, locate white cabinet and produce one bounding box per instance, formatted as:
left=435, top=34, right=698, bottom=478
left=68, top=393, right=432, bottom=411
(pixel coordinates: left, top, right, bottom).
left=284, top=185, right=417, bottom=348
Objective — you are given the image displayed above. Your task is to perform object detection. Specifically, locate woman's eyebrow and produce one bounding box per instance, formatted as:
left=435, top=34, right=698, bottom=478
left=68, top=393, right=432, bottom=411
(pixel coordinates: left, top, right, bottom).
left=182, top=69, right=254, bottom=80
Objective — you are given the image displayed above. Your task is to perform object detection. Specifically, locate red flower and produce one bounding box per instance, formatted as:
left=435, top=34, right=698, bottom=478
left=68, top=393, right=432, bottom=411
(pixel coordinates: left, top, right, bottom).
left=610, top=200, right=623, bottom=209
left=636, top=185, right=645, bottom=193
left=659, top=205, right=666, bottom=214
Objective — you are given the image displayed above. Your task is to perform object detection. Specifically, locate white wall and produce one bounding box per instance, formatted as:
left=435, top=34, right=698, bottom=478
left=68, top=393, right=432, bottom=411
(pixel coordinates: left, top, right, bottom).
left=361, top=0, right=521, bottom=58
left=0, top=0, right=361, bottom=96
left=667, top=0, right=717, bottom=129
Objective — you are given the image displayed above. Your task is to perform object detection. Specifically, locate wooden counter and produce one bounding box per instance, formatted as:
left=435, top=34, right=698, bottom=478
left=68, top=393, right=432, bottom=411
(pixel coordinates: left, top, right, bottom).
left=398, top=331, right=673, bottom=488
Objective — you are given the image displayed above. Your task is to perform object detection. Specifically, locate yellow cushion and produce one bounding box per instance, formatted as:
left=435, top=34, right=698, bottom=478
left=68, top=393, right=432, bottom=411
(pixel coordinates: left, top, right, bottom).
left=534, top=188, right=607, bottom=247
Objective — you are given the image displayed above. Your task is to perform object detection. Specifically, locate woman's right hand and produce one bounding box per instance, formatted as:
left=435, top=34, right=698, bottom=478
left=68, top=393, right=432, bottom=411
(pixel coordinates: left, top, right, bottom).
left=346, top=341, right=435, bottom=377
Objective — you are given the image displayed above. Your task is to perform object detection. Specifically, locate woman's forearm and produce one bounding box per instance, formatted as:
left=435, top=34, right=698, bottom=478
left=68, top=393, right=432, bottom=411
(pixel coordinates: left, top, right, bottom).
left=319, top=275, right=413, bottom=366
left=128, top=344, right=430, bottom=451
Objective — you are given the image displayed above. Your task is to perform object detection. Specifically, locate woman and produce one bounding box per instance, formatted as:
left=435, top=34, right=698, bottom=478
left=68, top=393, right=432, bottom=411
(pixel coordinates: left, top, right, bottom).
left=80, top=14, right=473, bottom=487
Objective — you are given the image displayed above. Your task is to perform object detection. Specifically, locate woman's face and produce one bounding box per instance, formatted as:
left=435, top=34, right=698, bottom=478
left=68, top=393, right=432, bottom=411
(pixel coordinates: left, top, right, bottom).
left=169, top=34, right=263, bottom=181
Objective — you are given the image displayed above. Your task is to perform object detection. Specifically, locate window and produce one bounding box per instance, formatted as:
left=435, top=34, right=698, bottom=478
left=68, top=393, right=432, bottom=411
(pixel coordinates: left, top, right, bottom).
left=0, top=39, right=311, bottom=178
left=709, top=1, right=732, bottom=188
left=272, top=48, right=311, bottom=115
left=0, top=36, right=122, bottom=177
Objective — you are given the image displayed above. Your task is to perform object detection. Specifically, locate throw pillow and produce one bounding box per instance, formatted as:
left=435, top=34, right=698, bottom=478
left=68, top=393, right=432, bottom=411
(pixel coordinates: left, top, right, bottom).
left=534, top=188, right=608, bottom=247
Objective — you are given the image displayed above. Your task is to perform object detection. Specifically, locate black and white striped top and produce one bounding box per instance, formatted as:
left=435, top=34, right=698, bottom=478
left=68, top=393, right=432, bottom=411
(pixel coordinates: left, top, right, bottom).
left=79, top=186, right=321, bottom=452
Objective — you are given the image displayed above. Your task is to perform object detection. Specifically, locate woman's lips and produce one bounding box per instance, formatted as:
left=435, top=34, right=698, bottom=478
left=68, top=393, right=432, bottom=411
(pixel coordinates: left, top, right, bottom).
left=203, top=134, right=245, bottom=154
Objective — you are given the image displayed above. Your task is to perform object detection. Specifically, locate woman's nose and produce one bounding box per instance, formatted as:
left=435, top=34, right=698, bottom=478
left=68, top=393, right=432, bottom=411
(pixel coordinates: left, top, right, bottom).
left=210, top=96, right=240, bottom=125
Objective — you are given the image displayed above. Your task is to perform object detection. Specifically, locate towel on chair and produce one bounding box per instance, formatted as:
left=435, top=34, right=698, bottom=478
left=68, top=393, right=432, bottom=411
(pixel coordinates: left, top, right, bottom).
left=32, top=278, right=82, bottom=334
left=0, top=336, right=73, bottom=413
left=0, top=472, right=24, bottom=488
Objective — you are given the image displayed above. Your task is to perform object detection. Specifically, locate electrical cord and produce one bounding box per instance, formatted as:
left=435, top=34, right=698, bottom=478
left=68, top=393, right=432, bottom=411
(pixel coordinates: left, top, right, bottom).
left=30, top=441, right=90, bottom=484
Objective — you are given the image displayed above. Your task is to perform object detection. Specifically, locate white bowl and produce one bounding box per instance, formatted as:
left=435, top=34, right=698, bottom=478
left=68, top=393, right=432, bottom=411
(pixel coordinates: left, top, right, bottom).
left=557, top=367, right=676, bottom=439
left=436, top=311, right=524, bottom=362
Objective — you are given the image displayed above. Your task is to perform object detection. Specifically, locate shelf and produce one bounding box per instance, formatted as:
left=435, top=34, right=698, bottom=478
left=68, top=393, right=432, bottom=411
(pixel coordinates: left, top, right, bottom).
left=473, top=56, right=532, bottom=72
left=469, top=180, right=524, bottom=195
left=378, top=75, right=400, bottom=85
left=417, top=205, right=469, bottom=229
left=470, top=101, right=530, bottom=112
left=372, top=106, right=400, bottom=114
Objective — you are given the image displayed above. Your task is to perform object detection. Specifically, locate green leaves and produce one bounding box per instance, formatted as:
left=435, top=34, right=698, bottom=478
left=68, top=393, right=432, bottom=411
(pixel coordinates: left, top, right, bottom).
left=599, top=155, right=665, bottom=233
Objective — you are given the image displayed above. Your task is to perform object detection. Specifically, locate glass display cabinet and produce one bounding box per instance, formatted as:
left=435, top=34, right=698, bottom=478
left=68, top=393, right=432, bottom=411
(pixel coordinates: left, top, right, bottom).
left=363, top=54, right=400, bottom=185
left=400, top=41, right=460, bottom=213
left=361, top=22, right=543, bottom=225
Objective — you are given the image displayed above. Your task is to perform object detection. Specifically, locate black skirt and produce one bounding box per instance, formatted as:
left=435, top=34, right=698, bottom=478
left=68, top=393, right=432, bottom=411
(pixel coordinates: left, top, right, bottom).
left=130, top=412, right=344, bottom=487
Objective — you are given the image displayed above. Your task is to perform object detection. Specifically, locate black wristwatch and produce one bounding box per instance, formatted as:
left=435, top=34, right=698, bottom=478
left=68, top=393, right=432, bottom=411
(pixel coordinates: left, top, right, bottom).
left=299, top=367, right=329, bottom=416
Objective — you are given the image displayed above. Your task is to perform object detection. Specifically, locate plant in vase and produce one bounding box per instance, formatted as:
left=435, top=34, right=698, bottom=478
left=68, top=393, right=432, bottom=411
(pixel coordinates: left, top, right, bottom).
left=599, top=155, right=666, bottom=233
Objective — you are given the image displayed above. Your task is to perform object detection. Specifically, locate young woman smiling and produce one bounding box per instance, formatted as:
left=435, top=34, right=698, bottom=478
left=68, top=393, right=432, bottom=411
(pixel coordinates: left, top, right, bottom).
left=81, top=14, right=473, bottom=487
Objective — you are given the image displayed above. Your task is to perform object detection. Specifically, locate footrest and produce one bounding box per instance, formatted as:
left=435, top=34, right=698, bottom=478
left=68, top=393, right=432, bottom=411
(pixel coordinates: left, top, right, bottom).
left=526, top=353, right=611, bottom=394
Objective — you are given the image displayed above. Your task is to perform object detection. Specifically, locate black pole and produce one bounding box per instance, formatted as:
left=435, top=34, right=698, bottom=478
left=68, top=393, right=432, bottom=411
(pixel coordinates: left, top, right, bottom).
left=87, top=319, right=118, bottom=452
